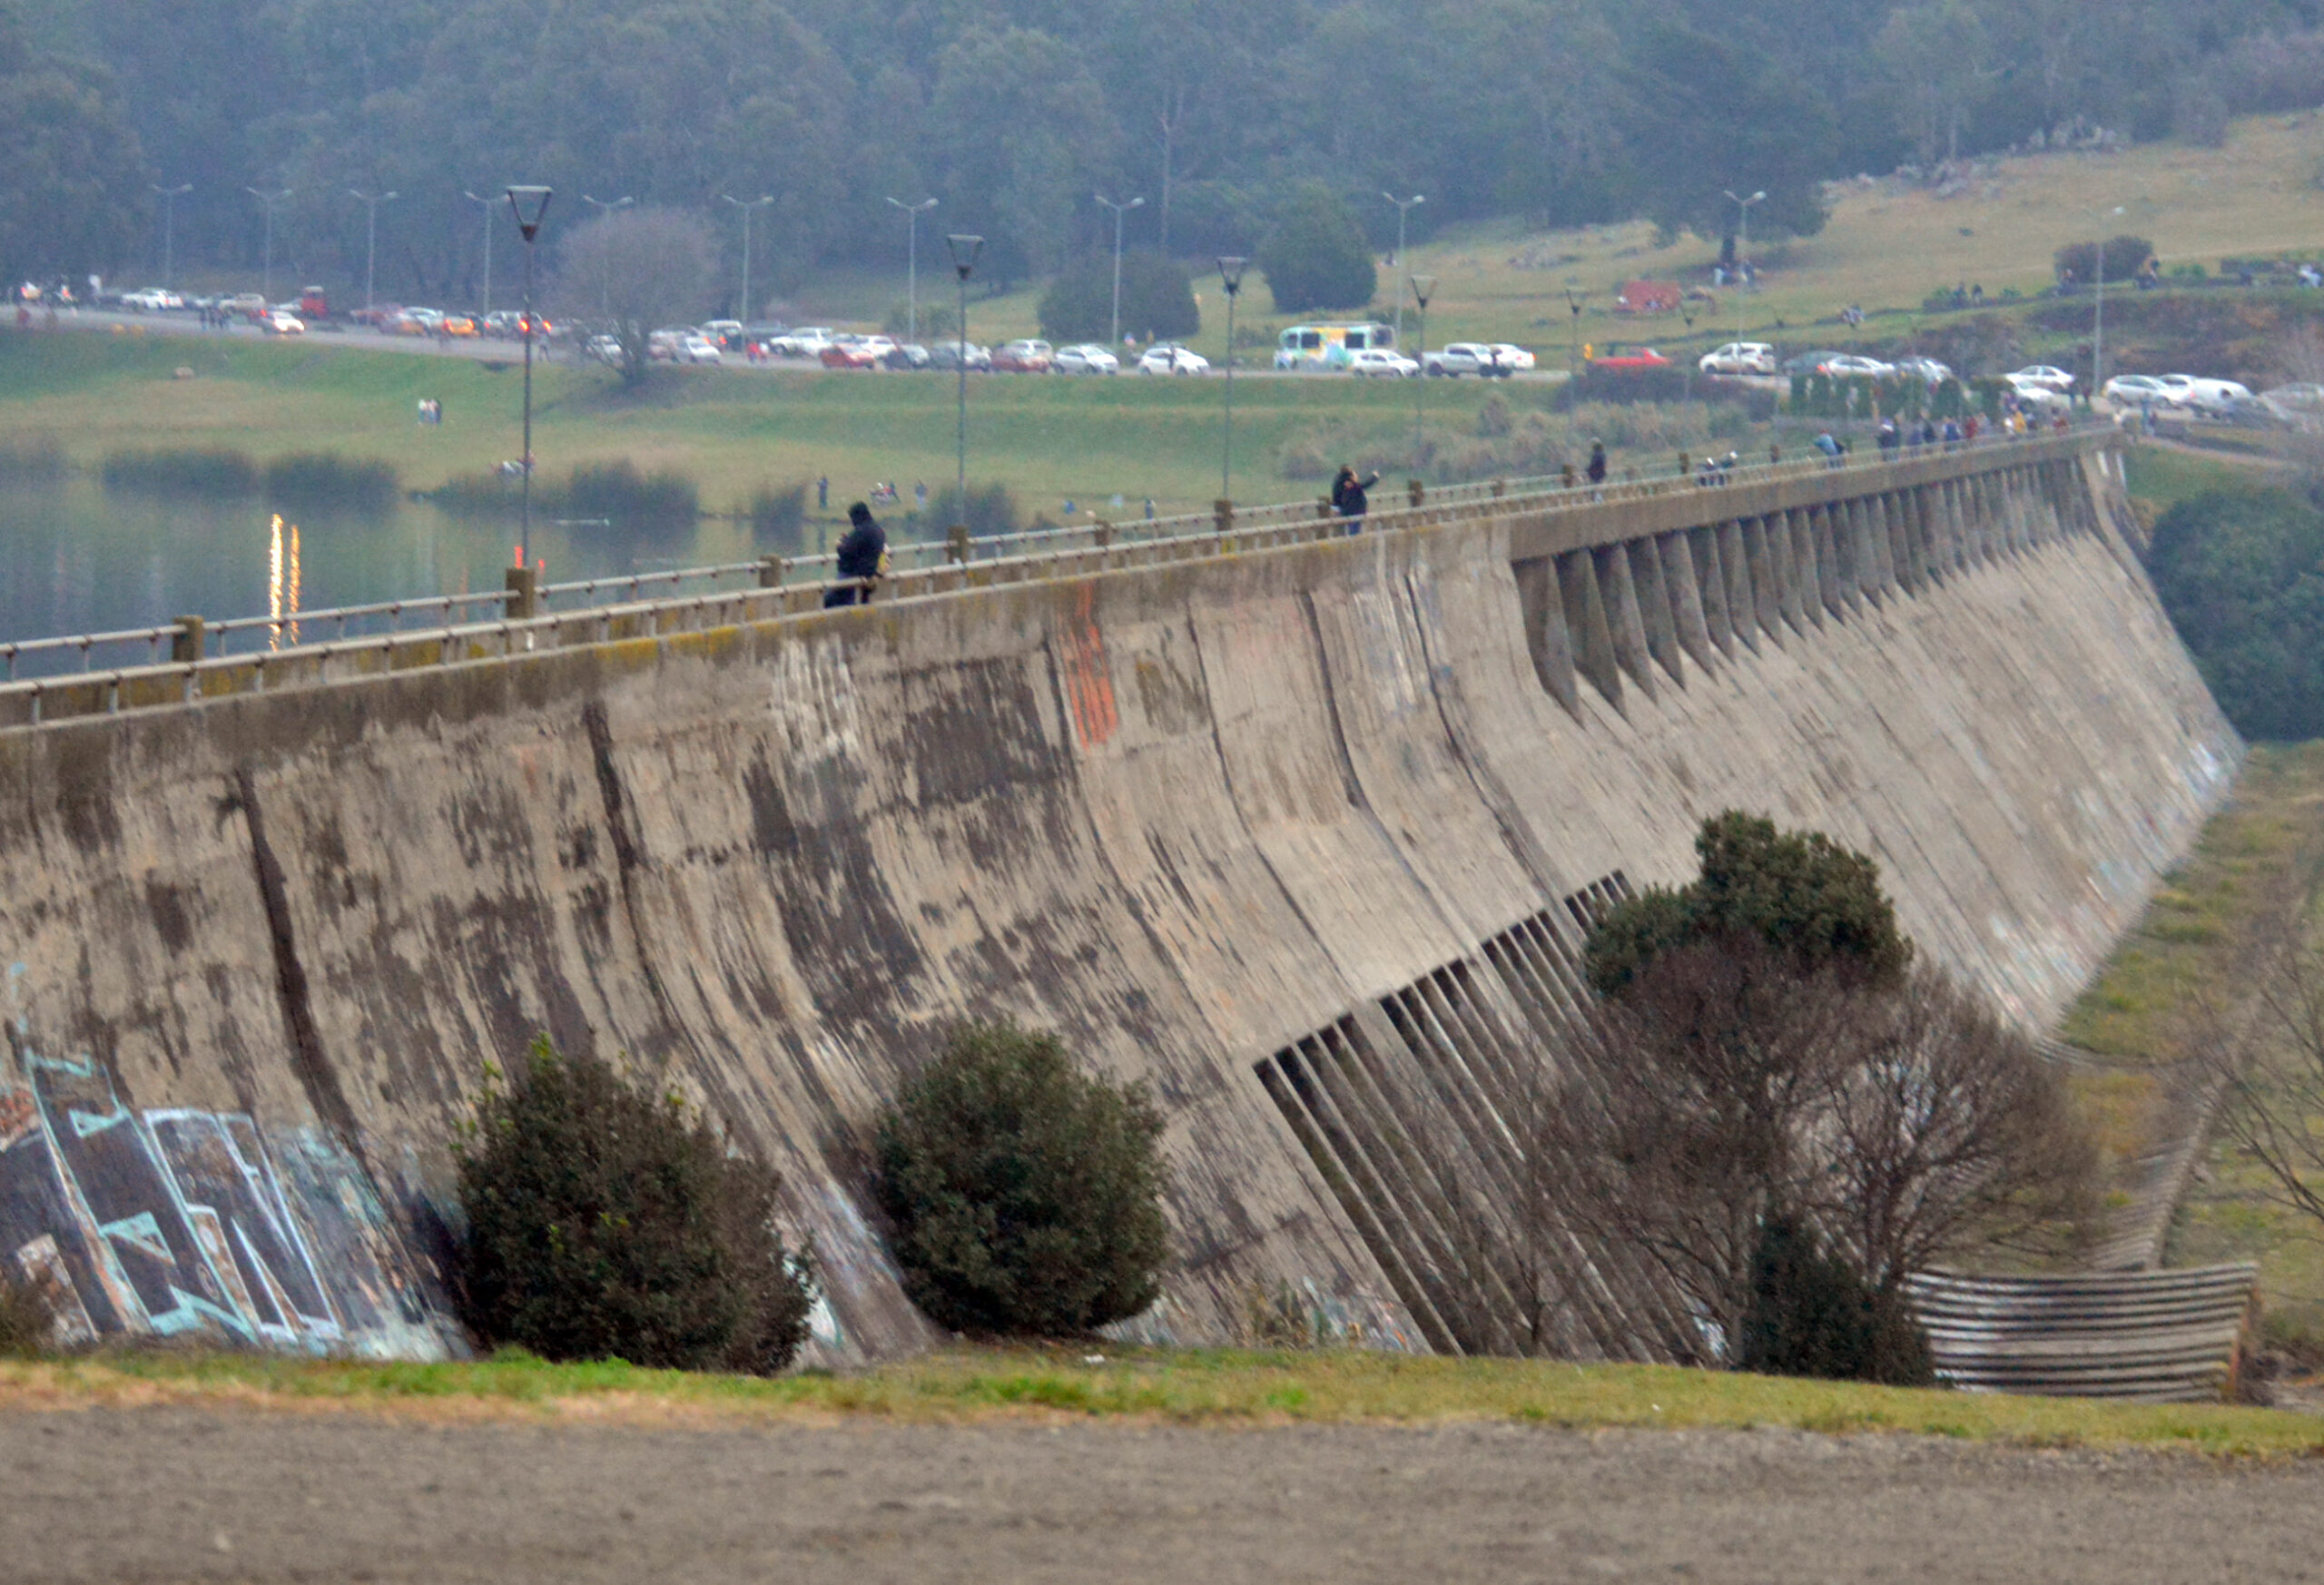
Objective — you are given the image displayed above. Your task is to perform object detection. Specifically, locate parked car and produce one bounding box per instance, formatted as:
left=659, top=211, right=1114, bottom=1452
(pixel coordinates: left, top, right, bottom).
left=2102, top=373, right=2170, bottom=406
left=679, top=334, right=724, bottom=364
left=1349, top=347, right=1421, bottom=377
left=1781, top=349, right=1846, bottom=376
left=483, top=310, right=523, bottom=338
left=926, top=340, right=992, bottom=370
left=120, top=287, right=182, bottom=311
left=2010, top=364, right=2075, bottom=391
left=1821, top=353, right=1895, bottom=379
left=1137, top=343, right=1210, bottom=375
left=819, top=335, right=893, bottom=369
left=1892, top=356, right=1954, bottom=384
left=1699, top=341, right=1777, bottom=376
left=2006, top=379, right=2072, bottom=415
left=2176, top=376, right=2254, bottom=415
left=2260, top=383, right=2324, bottom=428
left=1489, top=343, right=1537, bottom=372
left=584, top=333, right=623, bottom=365
left=881, top=341, right=931, bottom=370
left=1053, top=343, right=1121, bottom=374
left=702, top=319, right=744, bottom=350
left=1588, top=345, right=1671, bottom=372
left=1422, top=341, right=1509, bottom=378
left=439, top=314, right=478, bottom=338
left=262, top=311, right=304, bottom=335
left=993, top=339, right=1055, bottom=372
left=770, top=327, right=836, bottom=358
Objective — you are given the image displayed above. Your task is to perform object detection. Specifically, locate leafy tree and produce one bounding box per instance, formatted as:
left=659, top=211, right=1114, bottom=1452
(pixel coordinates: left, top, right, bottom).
left=874, top=1021, right=1170, bottom=1336
left=1255, top=183, right=1376, bottom=315
left=0, top=7, right=147, bottom=289
left=1620, top=22, right=1837, bottom=247
left=1738, top=1216, right=1934, bottom=1385
left=2053, top=234, right=2153, bottom=284
left=1038, top=250, right=1197, bottom=343
left=1583, top=811, right=1914, bottom=996
left=1875, top=0, right=1993, bottom=166
left=2146, top=487, right=2324, bottom=741
left=454, top=1037, right=815, bottom=1374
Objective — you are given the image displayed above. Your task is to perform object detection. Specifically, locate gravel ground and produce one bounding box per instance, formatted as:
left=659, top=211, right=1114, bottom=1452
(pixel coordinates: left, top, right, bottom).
left=9, top=1407, right=2324, bottom=1583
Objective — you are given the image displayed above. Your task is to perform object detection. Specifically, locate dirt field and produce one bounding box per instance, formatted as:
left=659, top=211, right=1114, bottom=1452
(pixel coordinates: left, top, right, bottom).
left=9, top=1406, right=2324, bottom=1583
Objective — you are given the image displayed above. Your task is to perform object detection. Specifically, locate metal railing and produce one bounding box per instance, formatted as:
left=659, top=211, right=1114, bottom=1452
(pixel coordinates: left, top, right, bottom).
left=0, top=425, right=2105, bottom=730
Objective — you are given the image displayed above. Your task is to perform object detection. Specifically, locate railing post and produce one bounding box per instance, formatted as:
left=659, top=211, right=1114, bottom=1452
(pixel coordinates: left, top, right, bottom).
left=1093, top=519, right=1113, bottom=549
left=504, top=565, right=539, bottom=620
left=1407, top=478, right=1424, bottom=508
left=170, top=615, right=205, bottom=664
left=757, top=555, right=787, bottom=588
left=947, top=522, right=971, bottom=565
left=1214, top=499, right=1234, bottom=536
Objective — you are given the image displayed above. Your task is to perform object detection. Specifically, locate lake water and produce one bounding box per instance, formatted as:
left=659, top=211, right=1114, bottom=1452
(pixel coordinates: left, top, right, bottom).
left=0, top=476, right=785, bottom=676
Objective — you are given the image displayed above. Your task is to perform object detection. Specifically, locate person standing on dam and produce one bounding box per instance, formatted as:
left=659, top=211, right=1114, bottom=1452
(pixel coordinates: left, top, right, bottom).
left=1331, top=464, right=1379, bottom=531
left=825, top=501, right=888, bottom=608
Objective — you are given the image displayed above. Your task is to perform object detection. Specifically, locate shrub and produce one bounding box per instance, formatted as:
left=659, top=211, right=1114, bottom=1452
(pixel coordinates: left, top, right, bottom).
left=453, top=1037, right=813, bottom=1373
left=263, top=452, right=399, bottom=515
left=565, top=459, right=699, bottom=536
left=0, top=1269, right=57, bottom=1357
left=1738, top=1216, right=1935, bottom=1385
left=101, top=446, right=260, bottom=497
left=2053, top=235, right=2153, bottom=286
left=874, top=1020, right=1171, bottom=1336
left=1584, top=811, right=1913, bottom=996
left=923, top=481, right=1021, bottom=539
left=2147, top=487, right=2324, bottom=740
left=1038, top=251, right=1199, bottom=343
left=748, top=481, right=807, bottom=553
left=1256, top=184, right=1377, bottom=315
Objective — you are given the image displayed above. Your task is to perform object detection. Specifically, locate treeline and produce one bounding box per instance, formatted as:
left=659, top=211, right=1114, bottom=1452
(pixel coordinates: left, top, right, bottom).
left=9, top=0, right=2324, bottom=303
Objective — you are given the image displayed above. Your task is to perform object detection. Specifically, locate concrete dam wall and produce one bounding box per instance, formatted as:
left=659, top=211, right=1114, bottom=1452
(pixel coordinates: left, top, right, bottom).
left=0, top=434, right=2239, bottom=1362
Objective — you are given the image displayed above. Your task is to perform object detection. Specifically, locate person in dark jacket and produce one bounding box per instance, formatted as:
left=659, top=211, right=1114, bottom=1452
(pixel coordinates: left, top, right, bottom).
left=824, top=501, right=886, bottom=608
left=1330, top=464, right=1379, bottom=531
left=1585, top=439, right=1608, bottom=487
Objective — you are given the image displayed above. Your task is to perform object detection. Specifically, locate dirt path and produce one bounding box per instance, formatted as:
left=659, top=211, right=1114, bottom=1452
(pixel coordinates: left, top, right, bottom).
left=8, top=1407, right=2324, bottom=1583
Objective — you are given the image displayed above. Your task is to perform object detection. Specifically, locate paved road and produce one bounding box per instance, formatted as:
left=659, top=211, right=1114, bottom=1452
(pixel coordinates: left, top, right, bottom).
left=40, top=309, right=1578, bottom=383
left=9, top=1406, right=2323, bottom=1583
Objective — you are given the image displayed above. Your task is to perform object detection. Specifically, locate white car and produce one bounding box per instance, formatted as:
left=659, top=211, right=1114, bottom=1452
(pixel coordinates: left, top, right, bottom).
left=1423, top=341, right=1507, bottom=378
left=121, top=287, right=182, bottom=312
left=1137, top=344, right=1210, bottom=375
left=1489, top=343, right=1536, bottom=372
left=2102, top=374, right=2169, bottom=406
left=679, top=334, right=724, bottom=364
left=1348, top=347, right=1420, bottom=378
left=2007, top=379, right=2072, bottom=415
left=1892, top=356, right=1954, bottom=384
left=1699, top=341, right=1777, bottom=376
left=771, top=326, right=836, bottom=358
left=1821, top=353, right=1894, bottom=379
left=1053, top=343, right=1120, bottom=374
left=2010, top=364, right=2075, bottom=391
left=262, top=311, right=304, bottom=335
left=585, top=333, right=624, bottom=364
left=2172, top=376, right=2254, bottom=416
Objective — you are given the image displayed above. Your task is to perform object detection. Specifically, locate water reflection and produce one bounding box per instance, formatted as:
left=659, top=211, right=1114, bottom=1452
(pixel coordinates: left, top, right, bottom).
left=0, top=476, right=775, bottom=674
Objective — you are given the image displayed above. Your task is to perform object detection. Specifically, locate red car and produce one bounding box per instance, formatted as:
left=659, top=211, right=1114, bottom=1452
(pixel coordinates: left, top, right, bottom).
left=819, top=335, right=892, bottom=369
left=991, top=339, right=1054, bottom=373
left=1588, top=345, right=1672, bottom=372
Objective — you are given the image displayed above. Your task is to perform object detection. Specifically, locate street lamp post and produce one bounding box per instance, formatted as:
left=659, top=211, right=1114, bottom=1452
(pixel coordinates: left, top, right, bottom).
left=2083, top=202, right=2126, bottom=405
left=348, top=188, right=399, bottom=310
left=580, top=195, right=633, bottom=316
left=1410, top=274, right=1436, bottom=458
left=723, top=194, right=775, bottom=325
left=1094, top=192, right=1144, bottom=347
left=461, top=190, right=497, bottom=315
left=245, top=186, right=291, bottom=303
left=507, top=186, right=554, bottom=576
left=153, top=183, right=192, bottom=290
left=885, top=197, right=938, bottom=343
left=1722, top=188, right=1765, bottom=342
left=1382, top=192, right=1423, bottom=347
left=1562, top=283, right=1587, bottom=376
left=946, top=234, right=983, bottom=518
left=1218, top=255, right=1246, bottom=501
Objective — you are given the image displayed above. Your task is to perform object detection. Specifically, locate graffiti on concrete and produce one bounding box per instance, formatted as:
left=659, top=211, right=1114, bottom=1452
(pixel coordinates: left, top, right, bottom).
left=3, top=975, right=462, bottom=1357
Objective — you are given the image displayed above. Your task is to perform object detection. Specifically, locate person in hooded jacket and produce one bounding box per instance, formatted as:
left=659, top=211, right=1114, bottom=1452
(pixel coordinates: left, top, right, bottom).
left=825, top=501, right=887, bottom=608
left=1330, top=464, right=1380, bottom=532
left=1586, top=439, right=1608, bottom=486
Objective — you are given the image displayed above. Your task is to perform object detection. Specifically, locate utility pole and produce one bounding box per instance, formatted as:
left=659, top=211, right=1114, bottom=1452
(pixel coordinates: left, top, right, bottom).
left=723, top=194, right=775, bottom=325
left=1218, top=256, right=1246, bottom=500
left=1095, top=192, right=1144, bottom=347
left=461, top=190, right=497, bottom=314
left=246, top=187, right=291, bottom=303
left=153, top=183, right=192, bottom=290
left=2083, top=202, right=2125, bottom=403
left=947, top=234, right=984, bottom=515
left=507, top=186, right=554, bottom=576
left=348, top=188, right=399, bottom=310
left=885, top=197, right=938, bottom=342
left=1382, top=192, right=1423, bottom=346
left=1722, top=188, right=1765, bottom=344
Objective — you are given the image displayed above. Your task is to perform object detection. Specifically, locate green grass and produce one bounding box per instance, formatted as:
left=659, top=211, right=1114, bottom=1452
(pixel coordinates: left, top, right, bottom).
left=6, top=1345, right=2320, bottom=1453
left=0, top=328, right=1542, bottom=522
left=2123, top=446, right=2268, bottom=513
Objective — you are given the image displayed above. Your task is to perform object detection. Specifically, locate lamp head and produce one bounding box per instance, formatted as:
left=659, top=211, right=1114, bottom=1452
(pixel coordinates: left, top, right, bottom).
left=946, top=232, right=984, bottom=277
left=1217, top=255, right=1247, bottom=294
left=506, top=184, right=554, bottom=241
left=1410, top=273, right=1436, bottom=310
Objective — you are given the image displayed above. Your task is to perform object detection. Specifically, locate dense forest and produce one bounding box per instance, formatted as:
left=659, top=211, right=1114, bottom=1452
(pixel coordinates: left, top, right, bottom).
left=5, top=0, right=2324, bottom=305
